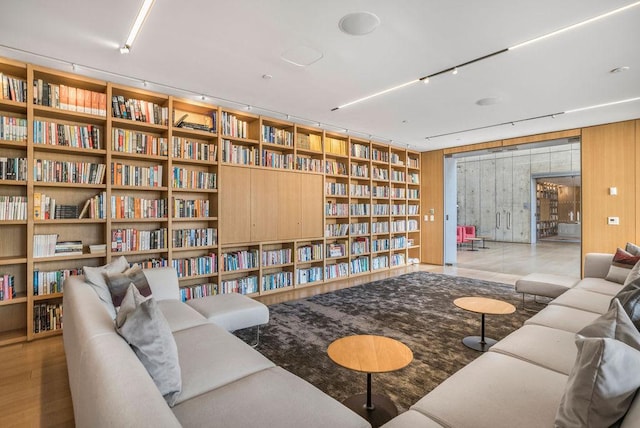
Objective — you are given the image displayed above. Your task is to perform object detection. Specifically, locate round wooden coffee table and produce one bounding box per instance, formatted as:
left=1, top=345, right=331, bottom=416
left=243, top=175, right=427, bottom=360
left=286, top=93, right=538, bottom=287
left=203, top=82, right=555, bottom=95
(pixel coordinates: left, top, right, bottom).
left=454, top=297, right=516, bottom=352
left=327, top=335, right=413, bottom=427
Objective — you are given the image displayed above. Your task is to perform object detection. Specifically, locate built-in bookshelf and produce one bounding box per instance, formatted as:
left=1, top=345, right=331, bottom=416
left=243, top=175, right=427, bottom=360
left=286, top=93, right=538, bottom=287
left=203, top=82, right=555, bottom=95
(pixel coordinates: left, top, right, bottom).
left=0, top=56, right=421, bottom=346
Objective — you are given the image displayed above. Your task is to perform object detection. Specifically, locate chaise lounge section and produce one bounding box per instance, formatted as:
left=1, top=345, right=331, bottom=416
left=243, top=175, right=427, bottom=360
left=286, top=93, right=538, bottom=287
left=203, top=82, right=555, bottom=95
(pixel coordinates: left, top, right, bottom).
left=384, top=251, right=640, bottom=428
left=63, top=265, right=370, bottom=428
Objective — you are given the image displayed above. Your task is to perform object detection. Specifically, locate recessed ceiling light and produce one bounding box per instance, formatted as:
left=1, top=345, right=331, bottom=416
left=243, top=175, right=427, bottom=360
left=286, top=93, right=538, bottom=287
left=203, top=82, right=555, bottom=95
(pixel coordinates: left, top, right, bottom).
left=476, top=97, right=500, bottom=106
left=610, top=66, right=630, bottom=74
left=338, top=12, right=380, bottom=36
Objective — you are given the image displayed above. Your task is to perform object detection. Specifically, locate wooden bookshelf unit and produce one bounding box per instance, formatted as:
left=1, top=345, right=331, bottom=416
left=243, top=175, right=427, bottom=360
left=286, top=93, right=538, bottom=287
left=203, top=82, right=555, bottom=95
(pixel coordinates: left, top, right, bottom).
left=0, top=56, right=421, bottom=346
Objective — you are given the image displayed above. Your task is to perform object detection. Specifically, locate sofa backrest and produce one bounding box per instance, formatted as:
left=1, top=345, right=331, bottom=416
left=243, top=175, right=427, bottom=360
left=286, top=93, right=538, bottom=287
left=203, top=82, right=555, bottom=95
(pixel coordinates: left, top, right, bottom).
left=583, top=253, right=614, bottom=279
left=143, top=267, right=180, bottom=301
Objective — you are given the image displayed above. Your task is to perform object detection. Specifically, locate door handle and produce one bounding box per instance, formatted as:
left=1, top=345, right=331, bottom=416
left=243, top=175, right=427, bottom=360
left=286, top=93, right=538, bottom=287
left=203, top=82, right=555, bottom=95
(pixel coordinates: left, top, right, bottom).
left=496, top=212, right=500, bottom=229
left=507, top=212, right=511, bottom=230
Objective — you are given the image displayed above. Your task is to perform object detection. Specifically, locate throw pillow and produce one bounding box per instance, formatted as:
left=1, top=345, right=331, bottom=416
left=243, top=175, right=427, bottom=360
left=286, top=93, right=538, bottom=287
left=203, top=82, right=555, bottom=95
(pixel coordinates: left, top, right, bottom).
left=105, top=264, right=152, bottom=307
left=83, top=255, right=129, bottom=319
left=115, top=283, right=182, bottom=407
left=613, top=277, right=640, bottom=331
left=555, top=337, right=640, bottom=428
left=581, top=299, right=640, bottom=350
left=605, top=248, right=640, bottom=284
left=626, top=242, right=640, bottom=256
left=624, top=260, right=640, bottom=286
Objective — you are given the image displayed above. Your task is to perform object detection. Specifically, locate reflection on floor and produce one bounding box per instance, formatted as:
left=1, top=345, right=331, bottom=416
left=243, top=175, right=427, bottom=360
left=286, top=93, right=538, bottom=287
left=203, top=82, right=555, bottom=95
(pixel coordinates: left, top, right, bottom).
left=454, top=240, right=581, bottom=278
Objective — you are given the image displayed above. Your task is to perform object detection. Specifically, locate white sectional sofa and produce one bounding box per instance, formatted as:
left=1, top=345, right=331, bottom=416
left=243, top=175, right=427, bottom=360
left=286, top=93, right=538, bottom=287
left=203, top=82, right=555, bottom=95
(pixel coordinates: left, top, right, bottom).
left=63, top=266, right=370, bottom=428
left=383, top=252, right=640, bottom=428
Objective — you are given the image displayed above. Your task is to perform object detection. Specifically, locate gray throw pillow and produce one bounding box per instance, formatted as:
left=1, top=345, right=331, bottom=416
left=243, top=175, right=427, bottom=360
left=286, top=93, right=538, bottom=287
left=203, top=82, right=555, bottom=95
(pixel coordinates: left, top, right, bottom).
left=581, top=299, right=640, bottom=350
left=626, top=242, right=640, bottom=256
left=105, top=264, right=152, bottom=307
left=115, top=284, right=181, bottom=407
left=624, top=260, right=640, bottom=286
left=606, top=248, right=640, bottom=284
left=613, top=277, right=640, bottom=331
left=83, top=256, right=129, bottom=319
left=555, top=337, right=640, bottom=428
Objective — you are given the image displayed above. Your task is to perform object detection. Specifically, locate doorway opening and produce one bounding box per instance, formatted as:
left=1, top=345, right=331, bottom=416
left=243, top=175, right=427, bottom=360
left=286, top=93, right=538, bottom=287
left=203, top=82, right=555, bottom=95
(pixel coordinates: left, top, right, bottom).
left=444, top=137, right=581, bottom=277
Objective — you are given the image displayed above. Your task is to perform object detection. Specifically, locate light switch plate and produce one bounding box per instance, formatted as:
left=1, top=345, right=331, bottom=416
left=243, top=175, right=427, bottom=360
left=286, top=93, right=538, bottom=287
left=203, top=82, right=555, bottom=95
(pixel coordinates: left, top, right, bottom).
left=608, top=217, right=620, bottom=225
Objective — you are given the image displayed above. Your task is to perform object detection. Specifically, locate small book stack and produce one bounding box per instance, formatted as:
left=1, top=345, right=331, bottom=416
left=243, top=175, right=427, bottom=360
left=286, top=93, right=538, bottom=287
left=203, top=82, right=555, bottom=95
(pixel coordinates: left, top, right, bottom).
left=54, top=241, right=83, bottom=257
left=54, top=204, right=79, bottom=219
left=89, top=244, right=106, bottom=254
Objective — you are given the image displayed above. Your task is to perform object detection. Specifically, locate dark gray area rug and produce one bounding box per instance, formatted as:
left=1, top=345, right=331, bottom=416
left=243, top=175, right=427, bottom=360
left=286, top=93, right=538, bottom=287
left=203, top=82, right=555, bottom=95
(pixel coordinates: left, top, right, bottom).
left=236, top=271, right=544, bottom=413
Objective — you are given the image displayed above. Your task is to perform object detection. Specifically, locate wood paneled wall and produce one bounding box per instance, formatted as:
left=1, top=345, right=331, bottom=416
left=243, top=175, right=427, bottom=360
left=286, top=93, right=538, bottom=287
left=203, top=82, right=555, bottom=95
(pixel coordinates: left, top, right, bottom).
left=420, top=119, right=639, bottom=268
left=581, top=120, right=638, bottom=255
left=420, top=150, right=444, bottom=265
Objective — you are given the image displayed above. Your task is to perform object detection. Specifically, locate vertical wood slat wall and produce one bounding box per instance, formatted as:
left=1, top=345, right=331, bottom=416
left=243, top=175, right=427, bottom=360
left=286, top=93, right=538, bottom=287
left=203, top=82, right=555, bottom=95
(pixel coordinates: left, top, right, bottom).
left=0, top=57, right=422, bottom=346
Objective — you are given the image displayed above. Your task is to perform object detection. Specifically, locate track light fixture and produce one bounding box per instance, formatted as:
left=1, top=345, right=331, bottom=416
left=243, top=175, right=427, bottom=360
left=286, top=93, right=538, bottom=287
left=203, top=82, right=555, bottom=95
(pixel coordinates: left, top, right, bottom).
left=120, top=0, right=156, bottom=54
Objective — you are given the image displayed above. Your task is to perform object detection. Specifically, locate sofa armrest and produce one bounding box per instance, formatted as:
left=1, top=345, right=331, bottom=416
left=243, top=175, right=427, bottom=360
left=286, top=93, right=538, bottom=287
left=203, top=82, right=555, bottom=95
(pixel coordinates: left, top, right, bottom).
left=143, top=267, right=180, bottom=301
left=583, top=253, right=614, bottom=279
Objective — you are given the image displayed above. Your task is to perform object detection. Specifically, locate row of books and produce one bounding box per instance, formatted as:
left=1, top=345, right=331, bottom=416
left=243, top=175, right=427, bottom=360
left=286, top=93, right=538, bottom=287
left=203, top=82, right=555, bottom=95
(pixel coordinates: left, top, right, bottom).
left=409, top=172, right=419, bottom=184
left=111, top=95, right=169, bottom=126
left=173, top=197, right=210, bottom=218
left=351, top=184, right=370, bottom=197
left=325, top=223, right=349, bottom=237
left=373, top=186, right=390, bottom=198
left=350, top=257, right=370, bottom=274
left=261, top=125, right=293, bottom=146
left=172, top=228, right=217, bottom=248
left=172, top=137, right=216, bottom=161
left=326, top=203, right=348, bottom=216
left=350, top=222, right=369, bottom=235
left=261, top=248, right=292, bottom=266
left=351, top=237, right=370, bottom=255
left=33, top=268, right=82, bottom=296
left=111, top=196, right=168, bottom=219
left=351, top=143, right=370, bottom=159
left=296, top=133, right=322, bottom=152
left=351, top=204, right=370, bottom=216
left=261, top=271, right=292, bottom=291
left=222, top=249, right=259, bottom=271
left=172, top=254, right=217, bottom=278
left=261, top=150, right=293, bottom=169
left=372, top=255, right=390, bottom=270
left=0, top=157, right=27, bottom=180
left=33, top=192, right=75, bottom=219
left=1, top=73, right=27, bottom=102
left=372, top=148, right=389, bottom=163
left=33, top=159, right=106, bottom=184
left=326, top=242, right=346, bottom=258
left=297, top=243, right=323, bottom=262
left=54, top=241, right=83, bottom=256
left=33, top=234, right=57, bottom=257
left=296, top=157, right=322, bottom=172
left=220, top=112, right=250, bottom=138
left=79, top=192, right=106, bottom=219
left=112, top=128, right=168, bottom=156
left=391, top=171, right=406, bottom=181
left=111, top=228, right=167, bottom=253
left=0, top=274, right=15, bottom=301
left=351, top=163, right=368, bottom=178
left=408, top=189, right=420, bottom=199
left=179, top=282, right=216, bottom=302
left=221, top=140, right=259, bottom=165
left=372, top=221, right=390, bottom=233
left=326, top=161, right=347, bottom=176
left=220, top=276, right=258, bottom=295
left=33, top=79, right=107, bottom=116
left=33, top=302, right=63, bottom=333
left=296, top=267, right=323, bottom=284
left=172, top=167, right=216, bottom=190
left=33, top=120, right=102, bottom=149
left=391, top=254, right=406, bottom=266
left=390, top=153, right=404, bottom=166
left=372, top=238, right=390, bottom=252
left=111, top=162, right=163, bottom=187
left=0, top=195, right=27, bottom=220
left=0, top=115, right=27, bottom=141
left=325, top=137, right=348, bottom=156
left=373, top=204, right=390, bottom=215
left=372, top=166, right=389, bottom=180
left=391, top=188, right=406, bottom=198
left=325, top=182, right=347, bottom=196
left=325, top=262, right=349, bottom=279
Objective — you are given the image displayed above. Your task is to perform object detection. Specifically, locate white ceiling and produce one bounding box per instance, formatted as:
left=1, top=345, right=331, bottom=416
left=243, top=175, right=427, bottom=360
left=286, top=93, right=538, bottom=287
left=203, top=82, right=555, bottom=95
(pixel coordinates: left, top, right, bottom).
left=1, top=0, right=639, bottom=151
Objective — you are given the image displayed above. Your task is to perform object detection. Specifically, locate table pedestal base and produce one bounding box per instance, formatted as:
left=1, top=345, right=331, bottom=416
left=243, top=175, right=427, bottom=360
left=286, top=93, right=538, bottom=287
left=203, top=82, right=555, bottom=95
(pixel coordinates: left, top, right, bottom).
left=343, top=393, right=398, bottom=428
left=462, top=335, right=497, bottom=352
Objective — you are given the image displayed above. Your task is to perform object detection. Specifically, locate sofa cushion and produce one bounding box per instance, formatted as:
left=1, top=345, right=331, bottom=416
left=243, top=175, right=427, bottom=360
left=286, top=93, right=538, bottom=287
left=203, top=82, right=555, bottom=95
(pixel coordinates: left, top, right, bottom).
left=524, top=305, right=600, bottom=333
left=612, top=277, right=640, bottom=331
left=380, top=410, right=444, bottom=427
left=573, top=277, right=623, bottom=296
left=82, top=255, right=128, bottom=319
left=157, top=299, right=207, bottom=333
left=555, top=337, right=640, bottom=428
left=489, top=325, right=577, bottom=375
left=171, top=323, right=275, bottom=405
left=624, top=260, right=640, bottom=286
left=409, top=352, right=568, bottom=428
left=549, top=288, right=613, bottom=314
left=115, top=284, right=181, bottom=406
left=172, top=366, right=370, bottom=428
left=605, top=248, right=640, bottom=284
left=582, top=299, right=640, bottom=348
left=105, top=264, right=152, bottom=307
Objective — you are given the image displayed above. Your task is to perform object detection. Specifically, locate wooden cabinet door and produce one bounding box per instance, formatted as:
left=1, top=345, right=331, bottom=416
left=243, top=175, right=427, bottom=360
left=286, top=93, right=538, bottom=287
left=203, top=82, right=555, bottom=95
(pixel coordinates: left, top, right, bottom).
left=277, top=171, right=301, bottom=239
left=251, top=169, right=279, bottom=242
left=300, top=173, right=323, bottom=238
left=220, top=166, right=251, bottom=244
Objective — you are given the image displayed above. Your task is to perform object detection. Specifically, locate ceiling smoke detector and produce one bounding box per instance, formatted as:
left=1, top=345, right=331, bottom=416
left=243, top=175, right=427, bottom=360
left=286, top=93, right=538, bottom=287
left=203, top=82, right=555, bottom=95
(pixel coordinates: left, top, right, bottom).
left=339, top=12, right=380, bottom=36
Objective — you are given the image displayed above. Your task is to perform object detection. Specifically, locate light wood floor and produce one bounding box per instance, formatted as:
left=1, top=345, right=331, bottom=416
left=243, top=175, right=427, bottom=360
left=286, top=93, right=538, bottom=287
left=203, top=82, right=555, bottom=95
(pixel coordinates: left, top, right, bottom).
left=0, top=242, right=579, bottom=427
